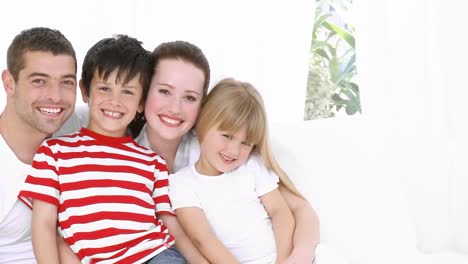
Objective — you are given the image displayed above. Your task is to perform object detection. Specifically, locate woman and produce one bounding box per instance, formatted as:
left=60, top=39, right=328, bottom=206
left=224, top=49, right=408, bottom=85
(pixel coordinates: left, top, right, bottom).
left=136, top=41, right=319, bottom=263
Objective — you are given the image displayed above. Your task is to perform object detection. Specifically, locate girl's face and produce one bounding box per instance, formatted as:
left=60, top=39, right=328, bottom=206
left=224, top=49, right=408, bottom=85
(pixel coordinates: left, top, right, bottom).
left=196, top=126, right=254, bottom=176
left=145, top=59, right=204, bottom=142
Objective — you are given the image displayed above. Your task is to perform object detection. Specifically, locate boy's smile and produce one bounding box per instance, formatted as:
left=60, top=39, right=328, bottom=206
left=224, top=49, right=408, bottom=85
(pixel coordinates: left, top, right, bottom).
left=82, top=69, right=143, bottom=137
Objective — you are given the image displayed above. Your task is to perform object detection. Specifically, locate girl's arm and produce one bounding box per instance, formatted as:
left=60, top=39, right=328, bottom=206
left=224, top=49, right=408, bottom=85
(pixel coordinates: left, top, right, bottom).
left=159, top=214, right=210, bottom=264
left=32, top=199, right=60, bottom=264
left=260, top=188, right=295, bottom=263
left=279, top=184, right=320, bottom=263
left=175, top=207, right=240, bottom=264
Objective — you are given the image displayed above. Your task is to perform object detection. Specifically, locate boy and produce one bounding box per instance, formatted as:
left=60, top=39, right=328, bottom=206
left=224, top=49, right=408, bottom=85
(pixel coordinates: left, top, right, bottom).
left=19, top=35, right=186, bottom=264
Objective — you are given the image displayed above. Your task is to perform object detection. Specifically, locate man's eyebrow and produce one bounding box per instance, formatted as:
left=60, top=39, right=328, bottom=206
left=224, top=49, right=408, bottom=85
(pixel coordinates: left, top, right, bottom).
left=27, top=72, right=76, bottom=80
left=27, top=72, right=49, bottom=78
left=63, top=74, right=77, bottom=80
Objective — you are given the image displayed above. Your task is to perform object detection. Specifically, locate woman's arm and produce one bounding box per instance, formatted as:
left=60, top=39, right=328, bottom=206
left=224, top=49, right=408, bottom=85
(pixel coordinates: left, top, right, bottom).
left=32, top=199, right=60, bottom=264
left=260, top=188, right=294, bottom=263
left=279, top=184, right=320, bottom=263
left=159, top=214, right=210, bottom=264
left=175, top=207, right=240, bottom=264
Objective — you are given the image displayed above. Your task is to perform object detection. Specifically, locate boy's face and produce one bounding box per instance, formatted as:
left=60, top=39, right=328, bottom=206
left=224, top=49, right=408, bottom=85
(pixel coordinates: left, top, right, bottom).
left=82, top=70, right=143, bottom=137
left=196, top=126, right=253, bottom=176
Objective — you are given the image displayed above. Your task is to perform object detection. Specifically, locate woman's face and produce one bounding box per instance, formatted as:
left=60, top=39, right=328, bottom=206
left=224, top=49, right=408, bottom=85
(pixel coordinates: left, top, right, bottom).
left=145, top=59, right=205, bottom=142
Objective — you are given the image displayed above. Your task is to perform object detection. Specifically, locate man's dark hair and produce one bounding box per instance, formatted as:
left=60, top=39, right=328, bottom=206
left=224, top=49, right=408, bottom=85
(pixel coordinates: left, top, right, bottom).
left=7, top=27, right=77, bottom=81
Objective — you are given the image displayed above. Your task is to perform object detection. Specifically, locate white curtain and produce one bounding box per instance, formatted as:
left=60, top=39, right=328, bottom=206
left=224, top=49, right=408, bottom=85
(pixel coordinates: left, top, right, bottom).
left=356, top=0, right=467, bottom=253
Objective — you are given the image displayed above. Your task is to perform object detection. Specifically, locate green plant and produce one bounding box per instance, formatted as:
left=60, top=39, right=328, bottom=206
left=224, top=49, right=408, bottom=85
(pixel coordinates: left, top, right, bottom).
left=305, top=0, right=361, bottom=120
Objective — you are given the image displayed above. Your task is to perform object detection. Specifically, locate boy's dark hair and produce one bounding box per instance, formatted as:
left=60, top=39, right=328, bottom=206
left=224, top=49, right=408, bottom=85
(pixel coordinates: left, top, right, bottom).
left=7, top=27, right=77, bottom=81
left=81, top=35, right=153, bottom=104
left=152, top=41, right=210, bottom=98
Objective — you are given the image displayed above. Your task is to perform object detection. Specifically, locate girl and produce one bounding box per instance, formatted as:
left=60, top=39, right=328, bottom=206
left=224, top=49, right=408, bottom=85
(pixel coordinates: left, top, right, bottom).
left=169, top=78, right=302, bottom=264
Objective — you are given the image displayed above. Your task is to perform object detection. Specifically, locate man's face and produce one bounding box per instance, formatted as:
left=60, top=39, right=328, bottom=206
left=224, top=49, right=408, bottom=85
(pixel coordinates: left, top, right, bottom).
left=9, top=51, right=76, bottom=136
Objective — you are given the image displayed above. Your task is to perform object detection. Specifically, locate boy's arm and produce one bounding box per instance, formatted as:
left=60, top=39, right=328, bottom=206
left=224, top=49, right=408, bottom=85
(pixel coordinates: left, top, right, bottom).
left=159, top=214, right=210, bottom=264
left=260, top=188, right=295, bottom=263
left=57, top=233, right=80, bottom=264
left=175, top=207, right=240, bottom=264
left=32, top=199, right=59, bottom=264
left=279, top=184, right=319, bottom=263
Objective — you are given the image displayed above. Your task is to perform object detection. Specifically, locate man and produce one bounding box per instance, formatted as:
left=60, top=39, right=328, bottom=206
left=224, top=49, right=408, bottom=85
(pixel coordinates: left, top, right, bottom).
left=0, top=27, right=77, bottom=263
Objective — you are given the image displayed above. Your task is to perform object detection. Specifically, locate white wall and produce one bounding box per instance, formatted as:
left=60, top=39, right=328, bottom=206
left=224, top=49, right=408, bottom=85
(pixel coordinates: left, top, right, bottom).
left=0, top=0, right=313, bottom=123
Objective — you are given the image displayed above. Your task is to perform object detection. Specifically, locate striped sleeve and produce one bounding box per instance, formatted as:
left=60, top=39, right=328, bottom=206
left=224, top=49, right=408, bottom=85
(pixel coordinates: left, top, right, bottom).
left=19, top=141, right=60, bottom=206
left=152, top=157, right=174, bottom=215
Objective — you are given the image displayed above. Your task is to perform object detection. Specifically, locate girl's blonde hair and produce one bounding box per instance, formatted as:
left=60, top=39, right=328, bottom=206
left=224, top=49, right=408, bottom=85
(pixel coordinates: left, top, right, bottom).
left=196, top=78, right=303, bottom=197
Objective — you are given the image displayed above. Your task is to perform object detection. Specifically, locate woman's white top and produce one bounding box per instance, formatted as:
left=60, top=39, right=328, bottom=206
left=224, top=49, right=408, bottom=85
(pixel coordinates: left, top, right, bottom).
left=135, top=124, right=200, bottom=173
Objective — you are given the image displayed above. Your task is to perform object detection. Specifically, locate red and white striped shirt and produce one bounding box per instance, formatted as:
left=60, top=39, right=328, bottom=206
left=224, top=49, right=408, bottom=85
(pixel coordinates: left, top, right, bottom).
left=19, top=128, right=175, bottom=264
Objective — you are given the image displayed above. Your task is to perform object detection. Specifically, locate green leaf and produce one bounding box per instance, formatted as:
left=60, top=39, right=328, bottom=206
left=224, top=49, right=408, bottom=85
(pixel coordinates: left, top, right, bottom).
left=342, top=86, right=357, bottom=101
left=331, top=93, right=342, bottom=102
left=345, top=102, right=358, bottom=115
left=326, top=43, right=336, bottom=57
left=315, top=48, right=330, bottom=61
left=329, top=56, right=340, bottom=82
left=323, top=21, right=355, bottom=49
left=335, top=70, right=355, bottom=85
left=342, top=54, right=356, bottom=74
left=348, top=82, right=359, bottom=94
left=313, top=13, right=333, bottom=39
left=315, top=13, right=333, bottom=28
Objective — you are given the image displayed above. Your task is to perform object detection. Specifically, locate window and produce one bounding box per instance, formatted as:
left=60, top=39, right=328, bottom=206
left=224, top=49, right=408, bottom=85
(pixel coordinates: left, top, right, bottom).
left=305, top=0, right=361, bottom=120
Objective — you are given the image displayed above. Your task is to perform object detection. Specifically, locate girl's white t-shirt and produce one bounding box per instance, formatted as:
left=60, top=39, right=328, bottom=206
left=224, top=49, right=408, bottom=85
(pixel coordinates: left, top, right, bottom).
left=169, top=156, right=279, bottom=264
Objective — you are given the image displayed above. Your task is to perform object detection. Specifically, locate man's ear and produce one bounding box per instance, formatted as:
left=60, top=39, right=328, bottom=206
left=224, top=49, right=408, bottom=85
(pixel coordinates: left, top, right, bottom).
left=79, top=79, right=89, bottom=103
left=2, top=70, right=16, bottom=97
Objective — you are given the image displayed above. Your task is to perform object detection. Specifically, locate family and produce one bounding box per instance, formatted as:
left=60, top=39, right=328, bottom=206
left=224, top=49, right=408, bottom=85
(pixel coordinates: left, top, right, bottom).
left=0, top=27, right=319, bottom=264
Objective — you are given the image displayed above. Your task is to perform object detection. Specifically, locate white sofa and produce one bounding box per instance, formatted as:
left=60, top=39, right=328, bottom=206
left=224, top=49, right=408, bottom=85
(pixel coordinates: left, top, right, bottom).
left=270, top=116, right=468, bottom=264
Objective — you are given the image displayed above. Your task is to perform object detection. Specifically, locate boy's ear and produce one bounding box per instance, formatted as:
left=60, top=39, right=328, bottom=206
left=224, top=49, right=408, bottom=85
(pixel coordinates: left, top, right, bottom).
left=2, top=70, right=16, bottom=97
left=137, top=102, right=144, bottom=114
left=79, top=80, right=89, bottom=103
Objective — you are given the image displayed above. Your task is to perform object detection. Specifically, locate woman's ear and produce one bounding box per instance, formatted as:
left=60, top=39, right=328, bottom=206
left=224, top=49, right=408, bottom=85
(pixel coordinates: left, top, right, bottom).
left=79, top=80, right=89, bottom=104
